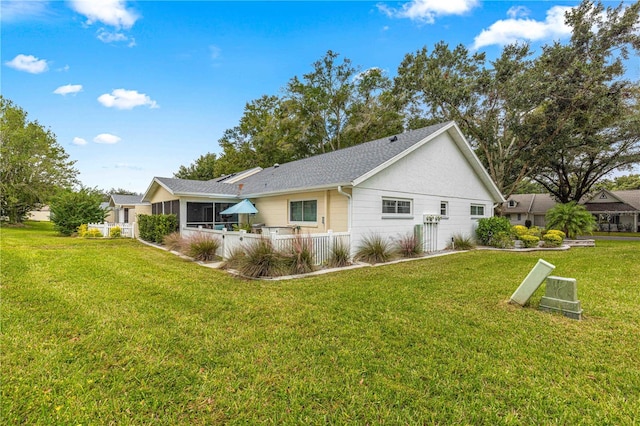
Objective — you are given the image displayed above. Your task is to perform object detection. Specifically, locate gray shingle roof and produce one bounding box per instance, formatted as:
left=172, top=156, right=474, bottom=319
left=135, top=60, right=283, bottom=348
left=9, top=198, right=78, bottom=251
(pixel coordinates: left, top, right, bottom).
left=155, top=177, right=239, bottom=196
left=239, top=122, right=451, bottom=195
left=151, top=122, right=465, bottom=197
left=111, top=194, right=147, bottom=205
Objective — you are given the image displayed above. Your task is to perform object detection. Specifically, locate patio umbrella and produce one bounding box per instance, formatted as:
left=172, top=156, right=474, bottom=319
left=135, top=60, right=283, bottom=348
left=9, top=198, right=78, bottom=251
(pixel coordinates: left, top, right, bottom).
left=220, top=199, right=258, bottom=215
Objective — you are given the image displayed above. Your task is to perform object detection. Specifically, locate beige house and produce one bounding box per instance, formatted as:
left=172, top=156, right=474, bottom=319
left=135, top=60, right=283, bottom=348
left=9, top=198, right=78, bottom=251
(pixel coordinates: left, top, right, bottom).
left=143, top=122, right=505, bottom=251
left=108, top=194, right=151, bottom=224
left=26, top=205, right=51, bottom=221
left=502, top=189, right=640, bottom=232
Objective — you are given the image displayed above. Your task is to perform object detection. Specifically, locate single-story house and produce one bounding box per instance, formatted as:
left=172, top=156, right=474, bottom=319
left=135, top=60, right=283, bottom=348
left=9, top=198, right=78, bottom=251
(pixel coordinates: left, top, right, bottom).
left=583, top=189, right=640, bottom=232
left=502, top=189, right=640, bottom=232
left=108, top=194, right=151, bottom=224
left=142, top=121, right=505, bottom=251
left=501, top=193, right=557, bottom=227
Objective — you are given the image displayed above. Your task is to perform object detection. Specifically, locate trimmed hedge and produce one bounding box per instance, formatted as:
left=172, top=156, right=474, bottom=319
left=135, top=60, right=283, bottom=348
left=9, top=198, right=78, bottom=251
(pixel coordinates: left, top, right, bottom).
left=138, top=214, right=178, bottom=243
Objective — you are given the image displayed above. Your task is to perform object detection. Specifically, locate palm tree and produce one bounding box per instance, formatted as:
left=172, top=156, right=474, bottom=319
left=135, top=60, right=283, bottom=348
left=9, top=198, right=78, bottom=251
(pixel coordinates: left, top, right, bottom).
left=545, top=202, right=596, bottom=239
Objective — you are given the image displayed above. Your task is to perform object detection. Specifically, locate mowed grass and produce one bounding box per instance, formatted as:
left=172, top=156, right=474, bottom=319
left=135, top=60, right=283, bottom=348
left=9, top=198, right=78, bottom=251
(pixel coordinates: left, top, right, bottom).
left=2, top=222, right=639, bottom=424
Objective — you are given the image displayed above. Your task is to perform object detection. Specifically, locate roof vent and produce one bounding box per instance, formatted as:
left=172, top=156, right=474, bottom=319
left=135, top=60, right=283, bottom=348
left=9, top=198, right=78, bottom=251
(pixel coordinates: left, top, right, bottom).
left=389, top=135, right=398, bottom=142
left=274, top=163, right=279, bottom=168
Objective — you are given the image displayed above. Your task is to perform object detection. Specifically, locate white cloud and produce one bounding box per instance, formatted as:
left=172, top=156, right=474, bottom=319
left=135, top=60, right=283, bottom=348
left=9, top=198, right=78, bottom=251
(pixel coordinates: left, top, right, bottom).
left=507, top=6, right=530, bottom=20
left=54, top=84, right=83, bottom=95
left=473, top=5, right=573, bottom=49
left=72, top=137, right=88, bottom=146
left=1, top=0, right=49, bottom=23
left=97, top=28, right=136, bottom=46
left=69, top=0, right=138, bottom=29
left=97, top=89, right=158, bottom=110
left=378, top=0, right=478, bottom=24
left=94, top=133, right=121, bottom=144
left=5, top=54, right=49, bottom=74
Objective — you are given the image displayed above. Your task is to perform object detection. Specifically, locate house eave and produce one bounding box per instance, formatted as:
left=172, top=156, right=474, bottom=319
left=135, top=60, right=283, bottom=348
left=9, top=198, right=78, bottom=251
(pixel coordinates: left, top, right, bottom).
left=243, top=182, right=353, bottom=198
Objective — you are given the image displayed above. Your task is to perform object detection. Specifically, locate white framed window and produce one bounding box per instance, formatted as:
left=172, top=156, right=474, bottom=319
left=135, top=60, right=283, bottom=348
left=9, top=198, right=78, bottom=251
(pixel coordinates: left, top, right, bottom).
left=289, top=200, right=317, bottom=223
left=440, top=201, right=448, bottom=217
left=470, top=204, right=485, bottom=216
left=508, top=200, right=517, bottom=208
left=382, top=198, right=412, bottom=216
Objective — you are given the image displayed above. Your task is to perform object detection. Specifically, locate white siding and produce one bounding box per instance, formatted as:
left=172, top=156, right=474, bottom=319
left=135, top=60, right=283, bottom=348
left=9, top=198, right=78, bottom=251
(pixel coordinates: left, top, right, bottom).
left=351, top=132, right=495, bottom=251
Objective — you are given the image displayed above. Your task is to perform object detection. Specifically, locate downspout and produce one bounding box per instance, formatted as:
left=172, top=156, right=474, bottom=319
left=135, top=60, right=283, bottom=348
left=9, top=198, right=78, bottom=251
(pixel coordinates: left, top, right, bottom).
left=337, top=186, right=352, bottom=231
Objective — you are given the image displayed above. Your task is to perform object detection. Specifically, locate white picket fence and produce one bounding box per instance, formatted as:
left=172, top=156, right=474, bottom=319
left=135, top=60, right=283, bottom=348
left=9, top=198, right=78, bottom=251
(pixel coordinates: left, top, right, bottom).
left=87, top=222, right=135, bottom=238
left=181, top=227, right=350, bottom=266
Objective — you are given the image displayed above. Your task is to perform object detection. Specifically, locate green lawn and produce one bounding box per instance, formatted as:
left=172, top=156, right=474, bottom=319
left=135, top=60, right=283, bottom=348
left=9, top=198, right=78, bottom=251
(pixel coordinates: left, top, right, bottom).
left=2, top=222, right=639, bottom=424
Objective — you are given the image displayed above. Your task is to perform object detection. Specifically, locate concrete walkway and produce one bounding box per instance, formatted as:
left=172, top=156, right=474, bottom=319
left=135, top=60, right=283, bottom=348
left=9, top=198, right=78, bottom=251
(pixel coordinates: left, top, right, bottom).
left=578, top=235, right=640, bottom=241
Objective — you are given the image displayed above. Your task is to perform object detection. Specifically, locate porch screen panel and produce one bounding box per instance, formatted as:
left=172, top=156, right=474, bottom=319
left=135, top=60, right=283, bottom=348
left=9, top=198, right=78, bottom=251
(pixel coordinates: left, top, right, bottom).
left=172, top=200, right=180, bottom=224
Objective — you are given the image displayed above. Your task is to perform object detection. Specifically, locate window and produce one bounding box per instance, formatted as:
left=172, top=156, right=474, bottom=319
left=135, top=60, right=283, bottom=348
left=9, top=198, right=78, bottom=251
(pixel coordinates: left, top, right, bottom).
left=440, top=201, right=448, bottom=217
left=517, top=213, right=522, bottom=221
left=470, top=204, right=485, bottom=216
left=382, top=198, right=412, bottom=215
left=290, top=200, right=317, bottom=222
left=508, top=200, right=517, bottom=208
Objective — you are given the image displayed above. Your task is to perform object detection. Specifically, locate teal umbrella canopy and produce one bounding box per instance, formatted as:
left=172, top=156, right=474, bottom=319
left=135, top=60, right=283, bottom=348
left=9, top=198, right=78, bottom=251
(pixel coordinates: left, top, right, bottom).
left=220, top=199, right=258, bottom=214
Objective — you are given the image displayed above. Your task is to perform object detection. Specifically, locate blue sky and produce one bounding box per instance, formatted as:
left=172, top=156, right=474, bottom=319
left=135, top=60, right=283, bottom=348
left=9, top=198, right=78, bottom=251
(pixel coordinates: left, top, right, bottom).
left=3, top=0, right=634, bottom=193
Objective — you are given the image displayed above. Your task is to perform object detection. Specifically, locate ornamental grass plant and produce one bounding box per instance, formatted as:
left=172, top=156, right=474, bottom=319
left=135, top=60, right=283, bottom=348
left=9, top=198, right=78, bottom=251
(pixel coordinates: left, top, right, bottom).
left=185, top=232, right=221, bottom=262
left=354, top=233, right=394, bottom=264
left=394, top=232, right=423, bottom=258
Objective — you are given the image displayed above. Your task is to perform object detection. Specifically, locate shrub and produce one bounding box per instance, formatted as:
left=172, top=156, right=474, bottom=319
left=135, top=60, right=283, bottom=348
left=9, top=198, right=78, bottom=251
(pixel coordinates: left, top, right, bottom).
left=138, top=214, right=178, bottom=243
left=239, top=238, right=288, bottom=278
left=449, top=233, right=476, bottom=250
left=528, top=226, right=542, bottom=238
left=545, top=202, right=597, bottom=239
left=163, top=232, right=186, bottom=252
left=109, top=226, right=122, bottom=238
left=328, top=240, right=351, bottom=268
left=521, top=234, right=540, bottom=248
left=77, top=224, right=88, bottom=237
left=50, top=187, right=107, bottom=236
left=185, top=232, right=221, bottom=262
left=395, top=232, right=423, bottom=258
left=355, top=233, right=394, bottom=264
left=490, top=231, right=514, bottom=249
left=285, top=234, right=315, bottom=275
left=476, top=217, right=512, bottom=245
left=542, top=233, right=563, bottom=247
left=84, top=228, right=103, bottom=238
left=511, top=225, right=529, bottom=239
left=525, top=219, right=532, bottom=228
left=544, top=229, right=566, bottom=239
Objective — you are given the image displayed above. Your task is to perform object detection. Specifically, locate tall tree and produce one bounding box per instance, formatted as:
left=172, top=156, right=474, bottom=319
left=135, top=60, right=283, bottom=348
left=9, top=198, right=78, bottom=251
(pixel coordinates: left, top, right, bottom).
left=594, top=174, right=640, bottom=191
left=285, top=50, right=403, bottom=155
left=393, top=1, right=640, bottom=202
left=174, top=152, right=218, bottom=180
left=394, top=42, right=538, bottom=198
left=528, top=1, right=640, bottom=202
left=0, top=97, right=77, bottom=223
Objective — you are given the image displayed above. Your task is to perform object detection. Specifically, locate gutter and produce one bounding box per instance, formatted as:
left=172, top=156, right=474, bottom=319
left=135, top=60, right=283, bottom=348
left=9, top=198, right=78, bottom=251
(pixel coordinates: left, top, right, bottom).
left=337, top=185, right=352, bottom=231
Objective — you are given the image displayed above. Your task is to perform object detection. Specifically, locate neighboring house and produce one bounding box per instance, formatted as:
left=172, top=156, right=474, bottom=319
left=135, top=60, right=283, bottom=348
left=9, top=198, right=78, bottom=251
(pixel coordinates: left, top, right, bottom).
left=583, top=189, right=640, bottom=232
left=108, top=194, right=151, bottom=224
left=26, top=205, right=51, bottom=221
left=502, top=189, right=640, bottom=232
left=143, top=122, right=505, bottom=251
left=501, top=193, right=557, bottom=227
